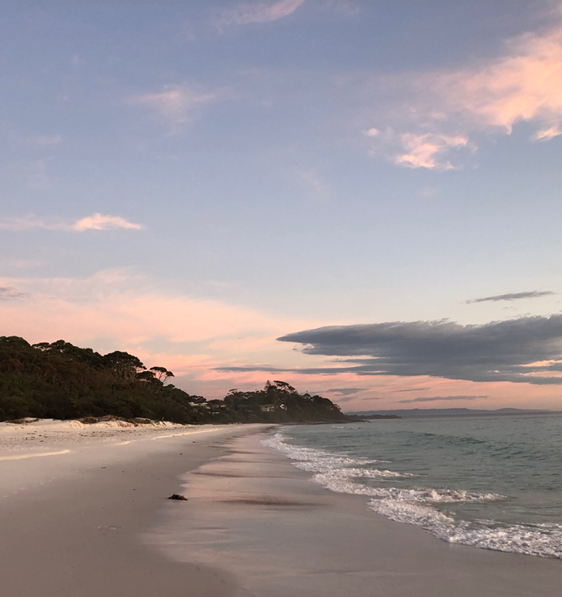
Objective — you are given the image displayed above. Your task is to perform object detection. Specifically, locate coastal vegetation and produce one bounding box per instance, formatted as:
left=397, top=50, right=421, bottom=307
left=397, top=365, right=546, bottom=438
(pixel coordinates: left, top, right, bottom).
left=0, top=336, right=346, bottom=424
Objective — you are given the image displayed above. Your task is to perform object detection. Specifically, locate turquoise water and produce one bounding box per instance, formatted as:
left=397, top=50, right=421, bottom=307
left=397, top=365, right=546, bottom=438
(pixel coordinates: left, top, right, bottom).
left=265, top=414, right=562, bottom=558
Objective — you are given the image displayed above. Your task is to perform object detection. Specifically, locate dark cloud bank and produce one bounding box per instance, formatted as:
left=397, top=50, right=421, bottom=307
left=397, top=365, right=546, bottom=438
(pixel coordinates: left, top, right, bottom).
left=219, top=315, right=562, bottom=385
left=278, top=316, right=562, bottom=385
left=467, top=290, right=555, bottom=304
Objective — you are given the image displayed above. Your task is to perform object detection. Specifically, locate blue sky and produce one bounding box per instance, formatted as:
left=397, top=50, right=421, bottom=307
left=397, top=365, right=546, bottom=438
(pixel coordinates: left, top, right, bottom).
left=2, top=0, right=562, bottom=409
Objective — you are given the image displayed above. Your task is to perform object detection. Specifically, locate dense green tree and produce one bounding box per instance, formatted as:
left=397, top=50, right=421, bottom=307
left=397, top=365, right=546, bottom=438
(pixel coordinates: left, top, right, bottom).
left=0, top=337, right=346, bottom=424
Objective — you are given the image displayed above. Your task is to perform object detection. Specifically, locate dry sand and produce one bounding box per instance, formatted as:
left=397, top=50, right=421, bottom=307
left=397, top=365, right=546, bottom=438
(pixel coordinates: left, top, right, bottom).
left=2, top=421, right=562, bottom=597
left=0, top=420, right=268, bottom=597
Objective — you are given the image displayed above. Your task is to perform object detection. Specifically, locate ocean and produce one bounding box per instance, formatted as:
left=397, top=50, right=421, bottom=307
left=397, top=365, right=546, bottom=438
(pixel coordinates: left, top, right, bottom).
left=265, top=414, right=562, bottom=559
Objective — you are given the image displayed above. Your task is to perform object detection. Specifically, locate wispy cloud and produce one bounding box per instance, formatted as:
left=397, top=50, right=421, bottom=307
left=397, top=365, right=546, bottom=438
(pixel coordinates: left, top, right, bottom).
left=394, top=133, right=470, bottom=170
left=534, top=124, right=562, bottom=141
left=366, top=20, right=562, bottom=169
left=398, top=132, right=469, bottom=170
left=27, top=159, right=51, bottom=190
left=325, top=387, right=365, bottom=396
left=395, top=387, right=431, bottom=393
left=216, top=0, right=307, bottom=29
left=72, top=214, right=144, bottom=231
left=467, top=291, right=556, bottom=303
left=300, top=169, right=331, bottom=199
left=0, top=286, right=27, bottom=301
left=128, top=84, right=216, bottom=128
left=0, top=213, right=144, bottom=232
left=365, top=129, right=473, bottom=171
left=399, top=395, right=488, bottom=404
left=0, top=259, right=44, bottom=269
left=30, top=135, right=62, bottom=146
left=331, top=395, right=358, bottom=403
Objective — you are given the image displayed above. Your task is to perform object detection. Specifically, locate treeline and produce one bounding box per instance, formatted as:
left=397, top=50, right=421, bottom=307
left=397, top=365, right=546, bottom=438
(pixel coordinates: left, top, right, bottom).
left=0, top=336, right=346, bottom=424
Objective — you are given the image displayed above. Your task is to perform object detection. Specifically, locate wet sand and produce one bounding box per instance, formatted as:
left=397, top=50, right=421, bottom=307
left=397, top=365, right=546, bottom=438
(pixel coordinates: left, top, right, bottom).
left=146, top=427, right=562, bottom=597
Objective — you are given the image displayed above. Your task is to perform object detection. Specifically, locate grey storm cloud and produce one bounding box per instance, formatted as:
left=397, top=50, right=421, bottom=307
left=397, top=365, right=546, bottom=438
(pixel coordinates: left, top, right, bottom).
left=399, top=395, right=488, bottom=404
left=0, top=286, right=27, bottom=301
left=272, top=315, right=562, bottom=385
left=467, top=291, right=555, bottom=304
left=330, top=396, right=357, bottom=403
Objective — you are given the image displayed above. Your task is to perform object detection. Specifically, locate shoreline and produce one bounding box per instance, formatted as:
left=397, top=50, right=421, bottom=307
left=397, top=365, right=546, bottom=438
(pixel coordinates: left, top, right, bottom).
left=2, top=421, right=562, bottom=596
left=146, top=426, right=562, bottom=597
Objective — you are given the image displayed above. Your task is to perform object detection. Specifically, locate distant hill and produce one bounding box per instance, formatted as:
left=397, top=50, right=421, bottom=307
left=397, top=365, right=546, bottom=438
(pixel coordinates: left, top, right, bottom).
left=346, top=408, right=558, bottom=418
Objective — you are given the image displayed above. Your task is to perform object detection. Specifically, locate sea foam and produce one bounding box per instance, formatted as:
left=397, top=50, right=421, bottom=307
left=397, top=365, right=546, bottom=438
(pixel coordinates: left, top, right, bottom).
left=264, top=430, right=562, bottom=559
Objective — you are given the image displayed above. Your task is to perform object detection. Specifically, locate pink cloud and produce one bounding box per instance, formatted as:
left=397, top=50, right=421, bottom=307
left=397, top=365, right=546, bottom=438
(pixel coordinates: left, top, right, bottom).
left=394, top=133, right=470, bottom=170
left=433, top=26, right=562, bottom=133
left=366, top=21, right=562, bottom=169
left=0, top=271, right=326, bottom=397
left=534, top=124, right=562, bottom=140
left=73, top=214, right=143, bottom=231
left=128, top=84, right=216, bottom=127
left=216, top=0, right=307, bottom=29
left=0, top=213, right=143, bottom=232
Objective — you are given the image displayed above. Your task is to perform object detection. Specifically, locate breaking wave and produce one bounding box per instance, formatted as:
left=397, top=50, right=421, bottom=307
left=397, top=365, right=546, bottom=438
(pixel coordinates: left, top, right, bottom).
left=264, top=430, right=562, bottom=559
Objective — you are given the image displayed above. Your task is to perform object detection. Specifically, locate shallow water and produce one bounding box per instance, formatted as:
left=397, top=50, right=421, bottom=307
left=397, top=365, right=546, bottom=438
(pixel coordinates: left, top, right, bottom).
left=265, top=414, right=562, bottom=558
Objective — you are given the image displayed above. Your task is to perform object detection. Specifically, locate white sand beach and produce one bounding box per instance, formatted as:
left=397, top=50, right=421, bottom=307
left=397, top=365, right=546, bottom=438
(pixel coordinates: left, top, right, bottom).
left=0, top=420, right=259, bottom=596
left=2, top=421, right=562, bottom=597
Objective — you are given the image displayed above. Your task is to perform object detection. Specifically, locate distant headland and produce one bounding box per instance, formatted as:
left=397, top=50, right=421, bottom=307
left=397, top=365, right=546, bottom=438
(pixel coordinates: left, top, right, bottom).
left=0, top=336, right=346, bottom=424
left=346, top=408, right=558, bottom=418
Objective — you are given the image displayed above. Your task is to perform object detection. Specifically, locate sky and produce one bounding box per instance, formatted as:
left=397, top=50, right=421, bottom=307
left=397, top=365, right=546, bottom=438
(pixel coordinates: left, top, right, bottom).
left=2, top=0, right=562, bottom=411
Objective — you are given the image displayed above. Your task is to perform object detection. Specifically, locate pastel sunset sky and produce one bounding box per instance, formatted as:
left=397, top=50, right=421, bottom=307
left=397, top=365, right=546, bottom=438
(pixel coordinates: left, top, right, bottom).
left=2, top=0, right=562, bottom=410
